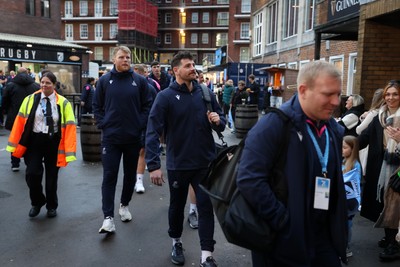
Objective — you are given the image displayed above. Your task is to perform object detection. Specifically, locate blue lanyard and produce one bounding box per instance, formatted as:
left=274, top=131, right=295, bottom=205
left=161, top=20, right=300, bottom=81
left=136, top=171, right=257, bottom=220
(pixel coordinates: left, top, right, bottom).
left=306, top=124, right=329, bottom=177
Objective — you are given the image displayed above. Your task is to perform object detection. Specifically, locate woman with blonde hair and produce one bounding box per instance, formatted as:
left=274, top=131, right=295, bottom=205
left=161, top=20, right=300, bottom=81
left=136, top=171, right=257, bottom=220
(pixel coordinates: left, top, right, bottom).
left=358, top=80, right=400, bottom=261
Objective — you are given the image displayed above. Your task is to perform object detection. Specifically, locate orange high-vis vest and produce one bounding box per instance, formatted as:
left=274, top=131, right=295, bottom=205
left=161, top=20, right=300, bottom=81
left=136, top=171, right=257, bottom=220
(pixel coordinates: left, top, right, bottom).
left=6, top=90, right=77, bottom=167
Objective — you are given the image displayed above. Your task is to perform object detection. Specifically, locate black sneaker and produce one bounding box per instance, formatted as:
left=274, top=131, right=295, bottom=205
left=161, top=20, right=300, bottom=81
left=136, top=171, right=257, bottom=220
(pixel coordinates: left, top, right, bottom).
left=379, top=242, right=400, bottom=261
left=200, top=256, right=218, bottom=267
left=11, top=165, right=20, bottom=172
left=171, top=242, right=185, bottom=265
left=378, top=237, right=390, bottom=248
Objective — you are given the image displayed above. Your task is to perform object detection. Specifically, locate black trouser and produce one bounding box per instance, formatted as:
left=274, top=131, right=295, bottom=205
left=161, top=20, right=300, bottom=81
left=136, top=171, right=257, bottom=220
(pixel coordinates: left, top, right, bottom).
left=24, top=133, right=60, bottom=210
left=167, top=168, right=216, bottom=252
left=11, top=154, right=21, bottom=167
left=101, top=141, right=141, bottom=218
left=251, top=226, right=342, bottom=267
left=385, top=228, right=398, bottom=244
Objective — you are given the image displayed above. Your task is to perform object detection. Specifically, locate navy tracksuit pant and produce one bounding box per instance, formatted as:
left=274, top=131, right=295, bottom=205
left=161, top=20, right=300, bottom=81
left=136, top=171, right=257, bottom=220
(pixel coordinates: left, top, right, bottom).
left=167, top=168, right=216, bottom=252
left=101, top=141, right=141, bottom=218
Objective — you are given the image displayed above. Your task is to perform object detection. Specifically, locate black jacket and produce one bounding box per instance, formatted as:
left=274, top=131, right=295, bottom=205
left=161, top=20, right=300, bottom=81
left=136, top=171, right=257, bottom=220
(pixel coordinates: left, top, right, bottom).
left=2, top=73, right=40, bottom=130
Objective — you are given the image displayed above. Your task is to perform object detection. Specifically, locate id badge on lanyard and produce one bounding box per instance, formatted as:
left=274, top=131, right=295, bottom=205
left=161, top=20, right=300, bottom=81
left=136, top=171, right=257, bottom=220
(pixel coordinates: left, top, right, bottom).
left=306, top=124, right=331, bottom=210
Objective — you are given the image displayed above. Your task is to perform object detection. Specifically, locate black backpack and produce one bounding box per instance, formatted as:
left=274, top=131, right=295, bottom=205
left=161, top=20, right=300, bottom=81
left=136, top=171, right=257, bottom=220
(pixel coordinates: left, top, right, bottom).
left=199, top=107, right=291, bottom=252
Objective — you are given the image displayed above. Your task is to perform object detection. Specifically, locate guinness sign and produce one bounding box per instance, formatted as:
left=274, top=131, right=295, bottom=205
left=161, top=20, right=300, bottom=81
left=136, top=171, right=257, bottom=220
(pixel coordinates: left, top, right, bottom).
left=328, top=0, right=360, bottom=21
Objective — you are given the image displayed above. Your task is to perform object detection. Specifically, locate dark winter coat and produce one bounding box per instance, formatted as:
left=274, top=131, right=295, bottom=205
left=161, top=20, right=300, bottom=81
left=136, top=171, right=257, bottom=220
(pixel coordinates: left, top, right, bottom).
left=2, top=73, right=40, bottom=130
left=237, top=95, right=348, bottom=266
left=145, top=80, right=226, bottom=172
left=358, top=115, right=385, bottom=222
left=92, top=68, right=153, bottom=144
left=80, top=83, right=95, bottom=114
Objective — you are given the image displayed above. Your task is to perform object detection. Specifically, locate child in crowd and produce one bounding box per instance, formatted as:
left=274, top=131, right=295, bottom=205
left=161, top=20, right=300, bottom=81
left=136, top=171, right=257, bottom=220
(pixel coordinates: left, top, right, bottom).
left=342, top=135, right=362, bottom=258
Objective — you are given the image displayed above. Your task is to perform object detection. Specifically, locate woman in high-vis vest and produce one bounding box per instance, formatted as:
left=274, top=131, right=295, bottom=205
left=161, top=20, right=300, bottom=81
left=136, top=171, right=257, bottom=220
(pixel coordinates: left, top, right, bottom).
left=6, top=70, right=76, bottom=218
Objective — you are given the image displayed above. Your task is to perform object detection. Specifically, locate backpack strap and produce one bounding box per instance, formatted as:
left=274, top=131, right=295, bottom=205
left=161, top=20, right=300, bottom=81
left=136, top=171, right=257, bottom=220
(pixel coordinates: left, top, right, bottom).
left=200, top=83, right=225, bottom=141
left=265, top=107, right=291, bottom=205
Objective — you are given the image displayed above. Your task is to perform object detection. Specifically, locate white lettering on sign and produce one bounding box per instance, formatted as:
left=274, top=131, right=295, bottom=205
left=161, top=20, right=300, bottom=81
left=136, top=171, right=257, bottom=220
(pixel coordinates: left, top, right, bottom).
left=336, top=0, right=359, bottom=12
left=0, top=47, right=37, bottom=60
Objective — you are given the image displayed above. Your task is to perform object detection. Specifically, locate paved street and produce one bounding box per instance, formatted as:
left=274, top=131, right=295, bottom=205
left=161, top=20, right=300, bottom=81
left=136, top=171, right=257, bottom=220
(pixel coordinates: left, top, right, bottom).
left=0, top=125, right=398, bottom=267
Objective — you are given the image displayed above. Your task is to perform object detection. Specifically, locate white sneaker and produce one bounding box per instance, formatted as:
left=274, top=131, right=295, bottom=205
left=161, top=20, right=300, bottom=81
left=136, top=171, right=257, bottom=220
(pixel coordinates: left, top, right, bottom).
left=99, top=216, right=115, bottom=234
left=135, top=180, right=145, bottom=193
left=119, top=204, right=132, bottom=222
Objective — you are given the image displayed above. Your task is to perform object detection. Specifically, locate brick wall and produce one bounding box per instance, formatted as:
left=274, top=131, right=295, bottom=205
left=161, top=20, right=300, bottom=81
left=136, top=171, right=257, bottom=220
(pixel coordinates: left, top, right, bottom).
left=0, top=1, right=61, bottom=39
left=356, top=0, right=400, bottom=108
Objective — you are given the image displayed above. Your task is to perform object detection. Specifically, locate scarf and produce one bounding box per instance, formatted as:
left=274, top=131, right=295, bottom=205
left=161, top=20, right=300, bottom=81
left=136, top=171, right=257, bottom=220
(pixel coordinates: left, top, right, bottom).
left=376, top=105, right=400, bottom=201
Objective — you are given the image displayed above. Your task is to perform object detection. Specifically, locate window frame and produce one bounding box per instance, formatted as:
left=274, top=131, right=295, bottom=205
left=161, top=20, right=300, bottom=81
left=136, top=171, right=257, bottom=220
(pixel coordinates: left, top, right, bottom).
left=109, top=23, right=118, bottom=39
left=41, top=0, right=50, bottom=18
left=284, top=0, right=299, bottom=38
left=191, top=12, right=199, bottom=24
left=191, top=33, right=198, bottom=44
left=202, top=33, right=209, bottom=44
left=217, top=12, right=229, bottom=26
left=65, top=24, right=73, bottom=41
left=79, top=0, right=88, bottom=16
left=202, top=12, right=210, bottom=23
left=80, top=24, right=89, bottom=39
left=165, top=33, right=172, bottom=44
left=267, top=1, right=278, bottom=44
left=165, top=13, right=172, bottom=24
left=26, top=0, right=35, bottom=16
left=240, top=22, right=250, bottom=39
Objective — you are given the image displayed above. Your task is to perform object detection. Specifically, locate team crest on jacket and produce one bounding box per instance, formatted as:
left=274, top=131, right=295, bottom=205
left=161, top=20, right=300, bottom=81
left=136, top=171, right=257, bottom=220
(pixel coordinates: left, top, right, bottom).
left=132, top=81, right=137, bottom=86
left=109, top=80, right=113, bottom=84
left=175, top=95, right=180, bottom=100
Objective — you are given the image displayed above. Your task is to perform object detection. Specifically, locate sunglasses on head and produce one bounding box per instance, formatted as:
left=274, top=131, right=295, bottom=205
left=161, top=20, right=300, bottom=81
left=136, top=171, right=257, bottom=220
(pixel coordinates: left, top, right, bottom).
left=389, top=80, right=400, bottom=86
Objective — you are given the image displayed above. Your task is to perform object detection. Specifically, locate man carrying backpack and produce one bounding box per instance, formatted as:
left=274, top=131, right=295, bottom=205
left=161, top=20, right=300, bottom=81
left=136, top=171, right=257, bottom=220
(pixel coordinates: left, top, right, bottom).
left=145, top=51, right=226, bottom=267
left=236, top=61, right=348, bottom=267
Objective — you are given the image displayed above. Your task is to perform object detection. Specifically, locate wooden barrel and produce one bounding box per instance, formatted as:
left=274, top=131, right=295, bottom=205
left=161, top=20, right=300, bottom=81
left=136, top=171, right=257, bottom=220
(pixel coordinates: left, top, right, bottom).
left=235, top=104, right=259, bottom=138
left=80, top=114, right=102, bottom=162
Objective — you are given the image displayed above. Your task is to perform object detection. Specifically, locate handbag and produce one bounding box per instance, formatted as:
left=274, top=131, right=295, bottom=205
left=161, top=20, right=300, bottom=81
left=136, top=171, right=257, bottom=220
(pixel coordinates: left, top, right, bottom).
left=389, top=169, right=400, bottom=193
left=224, top=189, right=277, bottom=252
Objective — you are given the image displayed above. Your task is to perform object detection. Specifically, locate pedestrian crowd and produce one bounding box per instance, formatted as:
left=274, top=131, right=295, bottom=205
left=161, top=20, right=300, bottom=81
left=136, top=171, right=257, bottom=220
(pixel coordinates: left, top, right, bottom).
left=2, top=50, right=400, bottom=267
